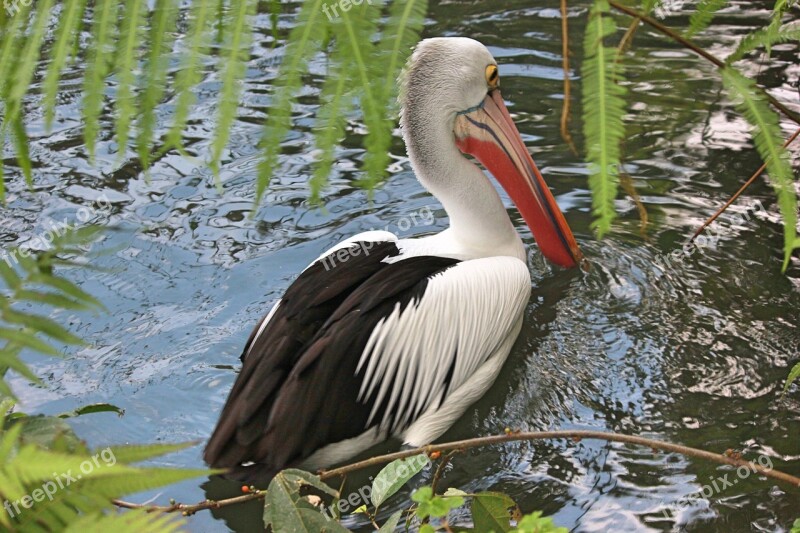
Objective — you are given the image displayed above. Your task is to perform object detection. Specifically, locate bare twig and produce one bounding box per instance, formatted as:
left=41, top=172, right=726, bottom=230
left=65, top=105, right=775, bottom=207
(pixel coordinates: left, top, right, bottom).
left=606, top=0, right=800, bottom=125
left=560, top=0, right=578, bottom=154
left=112, top=430, right=800, bottom=515
left=690, top=126, right=800, bottom=242
left=430, top=450, right=460, bottom=495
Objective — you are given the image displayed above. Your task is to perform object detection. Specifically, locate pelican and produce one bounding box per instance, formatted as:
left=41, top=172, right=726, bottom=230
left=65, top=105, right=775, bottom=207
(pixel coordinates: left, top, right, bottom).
left=204, top=37, right=582, bottom=481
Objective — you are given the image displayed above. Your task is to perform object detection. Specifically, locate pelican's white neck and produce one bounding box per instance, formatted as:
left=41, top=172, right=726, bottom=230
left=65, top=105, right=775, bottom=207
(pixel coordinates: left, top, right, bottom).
left=401, top=100, right=524, bottom=260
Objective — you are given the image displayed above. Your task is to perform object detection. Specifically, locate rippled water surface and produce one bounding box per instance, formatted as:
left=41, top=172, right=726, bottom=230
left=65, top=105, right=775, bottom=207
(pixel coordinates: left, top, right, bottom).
left=2, top=0, right=799, bottom=531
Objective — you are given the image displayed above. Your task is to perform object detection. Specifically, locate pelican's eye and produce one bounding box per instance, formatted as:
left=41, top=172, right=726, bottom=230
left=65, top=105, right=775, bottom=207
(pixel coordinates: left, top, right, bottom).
left=485, top=64, right=499, bottom=89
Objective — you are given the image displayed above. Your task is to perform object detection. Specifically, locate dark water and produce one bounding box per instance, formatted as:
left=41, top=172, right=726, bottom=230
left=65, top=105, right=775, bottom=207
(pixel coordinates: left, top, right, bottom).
left=2, top=0, right=799, bottom=531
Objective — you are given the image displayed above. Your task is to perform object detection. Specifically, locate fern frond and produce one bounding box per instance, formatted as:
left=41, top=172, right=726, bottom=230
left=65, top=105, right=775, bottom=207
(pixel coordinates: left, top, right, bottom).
left=256, top=0, right=329, bottom=206
left=108, top=441, right=197, bottom=464
left=311, top=47, right=355, bottom=201
left=63, top=508, right=184, bottom=533
left=10, top=111, right=32, bottom=187
left=83, top=0, right=121, bottom=161
left=114, top=0, right=147, bottom=163
left=5, top=0, right=55, bottom=124
left=43, top=0, right=89, bottom=131
left=721, top=67, right=798, bottom=270
left=136, top=0, right=179, bottom=171
left=335, top=1, right=385, bottom=191
left=785, top=361, right=800, bottom=393
left=726, top=22, right=800, bottom=64
left=166, top=0, right=213, bottom=152
left=210, top=0, right=256, bottom=184
left=687, top=0, right=728, bottom=37
left=378, top=0, right=428, bottom=101
left=582, top=0, right=627, bottom=237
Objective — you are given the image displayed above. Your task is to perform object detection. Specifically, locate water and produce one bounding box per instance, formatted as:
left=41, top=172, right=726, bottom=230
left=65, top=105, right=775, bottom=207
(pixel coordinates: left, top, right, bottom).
left=2, top=0, right=799, bottom=531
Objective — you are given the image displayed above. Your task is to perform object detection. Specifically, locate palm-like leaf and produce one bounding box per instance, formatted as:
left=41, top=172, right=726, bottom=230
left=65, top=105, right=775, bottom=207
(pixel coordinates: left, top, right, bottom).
left=582, top=0, right=627, bottom=237
left=721, top=67, right=798, bottom=270
left=686, top=0, right=728, bottom=37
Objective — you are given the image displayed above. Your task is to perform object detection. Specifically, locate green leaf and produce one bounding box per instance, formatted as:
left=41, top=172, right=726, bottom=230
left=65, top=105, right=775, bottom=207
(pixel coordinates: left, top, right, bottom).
left=15, top=289, right=89, bottom=310
left=3, top=309, right=84, bottom=345
left=371, top=454, right=429, bottom=510
left=210, top=0, right=256, bottom=183
left=57, top=403, right=125, bottom=419
left=42, top=0, right=88, bottom=130
left=8, top=414, right=83, bottom=452
left=412, top=486, right=463, bottom=520
left=721, top=67, right=797, bottom=270
left=166, top=0, right=213, bottom=151
left=63, top=508, right=185, bottom=533
left=784, top=361, right=800, bottom=394
left=0, top=327, right=61, bottom=355
left=114, top=0, right=146, bottom=161
left=443, top=487, right=468, bottom=497
left=10, top=111, right=32, bottom=187
left=726, top=22, right=800, bottom=64
left=257, top=0, right=329, bottom=206
left=83, top=0, right=120, bottom=161
left=263, top=469, right=349, bottom=533
left=513, top=511, right=568, bottom=533
left=687, top=0, right=728, bottom=37
left=5, top=0, right=55, bottom=127
left=790, top=518, right=800, bottom=533
left=582, top=0, right=627, bottom=237
left=28, top=273, right=104, bottom=310
left=471, top=491, right=518, bottom=533
left=378, top=510, right=404, bottom=532
left=136, top=0, right=179, bottom=170
left=107, top=441, right=199, bottom=464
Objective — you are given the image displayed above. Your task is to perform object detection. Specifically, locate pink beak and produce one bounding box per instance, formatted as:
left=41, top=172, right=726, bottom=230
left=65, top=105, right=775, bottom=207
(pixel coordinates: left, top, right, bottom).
left=454, top=90, right=582, bottom=268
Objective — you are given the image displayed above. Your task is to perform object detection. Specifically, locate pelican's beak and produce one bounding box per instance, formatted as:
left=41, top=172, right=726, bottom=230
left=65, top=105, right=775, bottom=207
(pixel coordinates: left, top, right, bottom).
left=454, top=90, right=582, bottom=268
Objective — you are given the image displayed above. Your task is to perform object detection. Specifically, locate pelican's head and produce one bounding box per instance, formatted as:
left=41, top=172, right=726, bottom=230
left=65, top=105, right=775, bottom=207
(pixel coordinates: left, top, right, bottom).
left=400, top=37, right=582, bottom=268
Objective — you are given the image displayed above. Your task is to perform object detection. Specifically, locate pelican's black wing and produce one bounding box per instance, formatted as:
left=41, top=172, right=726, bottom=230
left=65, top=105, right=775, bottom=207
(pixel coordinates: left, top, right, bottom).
left=203, top=240, right=459, bottom=482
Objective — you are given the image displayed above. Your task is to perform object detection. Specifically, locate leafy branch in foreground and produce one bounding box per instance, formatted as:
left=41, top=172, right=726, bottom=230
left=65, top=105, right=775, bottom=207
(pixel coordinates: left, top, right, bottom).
left=113, top=429, right=800, bottom=531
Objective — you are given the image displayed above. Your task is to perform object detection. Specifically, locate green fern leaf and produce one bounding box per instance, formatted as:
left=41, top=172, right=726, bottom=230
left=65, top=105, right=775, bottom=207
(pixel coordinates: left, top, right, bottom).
left=726, top=22, right=800, bottom=64
left=582, top=0, right=627, bottom=237
left=63, top=508, right=185, bottom=533
left=166, top=0, right=213, bottom=152
left=2, top=310, right=84, bottom=345
left=10, top=112, right=32, bottom=187
left=108, top=441, right=198, bottom=464
left=311, top=47, right=355, bottom=201
left=43, top=0, right=89, bottom=131
left=785, top=361, right=800, bottom=393
left=136, top=0, right=179, bottom=171
left=721, top=67, right=798, bottom=270
left=0, top=328, right=61, bottom=356
left=83, top=0, right=121, bottom=161
left=209, top=0, right=256, bottom=185
left=335, top=2, right=386, bottom=191
left=114, top=0, right=147, bottom=163
left=5, top=0, right=55, bottom=125
left=687, top=0, right=728, bottom=37
left=256, top=0, right=329, bottom=207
